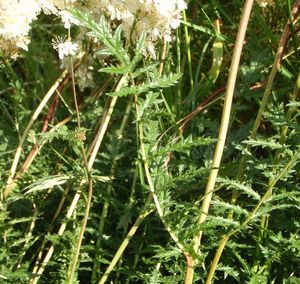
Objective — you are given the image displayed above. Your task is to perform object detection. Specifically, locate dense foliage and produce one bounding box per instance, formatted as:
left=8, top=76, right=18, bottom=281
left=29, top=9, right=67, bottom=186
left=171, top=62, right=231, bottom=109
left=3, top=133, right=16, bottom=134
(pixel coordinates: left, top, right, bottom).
left=0, top=1, right=299, bottom=283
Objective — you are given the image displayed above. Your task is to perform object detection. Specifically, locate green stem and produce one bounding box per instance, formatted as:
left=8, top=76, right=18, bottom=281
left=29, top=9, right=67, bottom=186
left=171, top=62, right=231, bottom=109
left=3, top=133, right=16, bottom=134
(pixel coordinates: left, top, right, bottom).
left=114, top=163, right=139, bottom=283
left=3, top=70, right=68, bottom=200
left=183, top=10, right=194, bottom=107
left=124, top=224, right=147, bottom=284
left=235, top=0, right=300, bottom=184
left=134, top=95, right=187, bottom=254
left=67, top=54, right=93, bottom=283
left=91, top=98, right=133, bottom=283
left=205, top=1, right=300, bottom=281
left=88, top=76, right=127, bottom=169
left=30, top=75, right=127, bottom=284
left=67, top=176, right=93, bottom=283
left=193, top=0, right=254, bottom=256
left=205, top=234, right=229, bottom=284
left=184, top=1, right=254, bottom=283
left=252, top=70, right=300, bottom=271
left=98, top=195, right=153, bottom=284
left=206, top=151, right=300, bottom=282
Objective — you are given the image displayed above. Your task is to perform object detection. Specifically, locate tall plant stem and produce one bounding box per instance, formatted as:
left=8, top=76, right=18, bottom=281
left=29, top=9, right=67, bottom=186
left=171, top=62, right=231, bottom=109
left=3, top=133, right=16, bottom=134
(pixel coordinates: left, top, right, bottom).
left=234, top=0, right=300, bottom=186
left=30, top=75, right=127, bottom=284
left=205, top=1, right=300, bottom=282
left=186, top=1, right=254, bottom=283
left=3, top=70, right=68, bottom=200
left=97, top=92, right=190, bottom=284
left=91, top=97, right=133, bottom=283
left=98, top=196, right=153, bottom=284
left=67, top=54, right=93, bottom=283
left=205, top=151, right=300, bottom=283
left=252, top=70, right=300, bottom=270
left=183, top=10, right=194, bottom=108
left=134, top=95, right=187, bottom=253
left=195, top=0, right=254, bottom=254
left=96, top=40, right=170, bottom=282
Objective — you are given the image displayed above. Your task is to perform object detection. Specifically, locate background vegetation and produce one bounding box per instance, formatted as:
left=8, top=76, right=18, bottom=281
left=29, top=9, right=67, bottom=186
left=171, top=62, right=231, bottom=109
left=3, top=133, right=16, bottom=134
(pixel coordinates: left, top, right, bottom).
left=0, top=1, right=299, bottom=283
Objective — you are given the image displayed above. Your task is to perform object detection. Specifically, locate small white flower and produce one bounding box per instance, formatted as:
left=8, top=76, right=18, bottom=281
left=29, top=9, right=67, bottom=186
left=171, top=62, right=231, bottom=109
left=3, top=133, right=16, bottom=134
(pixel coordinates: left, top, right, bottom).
left=59, top=10, right=79, bottom=29
left=52, top=37, right=78, bottom=59
left=257, top=0, right=275, bottom=8
left=177, top=0, right=187, bottom=10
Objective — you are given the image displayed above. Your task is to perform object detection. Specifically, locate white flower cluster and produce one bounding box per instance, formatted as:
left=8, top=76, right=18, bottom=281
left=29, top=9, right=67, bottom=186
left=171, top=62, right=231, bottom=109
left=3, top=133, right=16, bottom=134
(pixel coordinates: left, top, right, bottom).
left=0, top=0, right=78, bottom=58
left=257, top=0, right=274, bottom=8
left=0, top=0, right=186, bottom=59
left=52, top=37, right=78, bottom=59
left=88, top=0, right=187, bottom=58
left=0, top=0, right=41, bottom=58
left=0, top=0, right=186, bottom=88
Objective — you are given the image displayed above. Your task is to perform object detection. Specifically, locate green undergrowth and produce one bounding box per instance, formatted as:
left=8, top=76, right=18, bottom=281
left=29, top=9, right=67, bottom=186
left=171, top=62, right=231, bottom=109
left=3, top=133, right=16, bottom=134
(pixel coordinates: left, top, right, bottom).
left=0, top=1, right=299, bottom=284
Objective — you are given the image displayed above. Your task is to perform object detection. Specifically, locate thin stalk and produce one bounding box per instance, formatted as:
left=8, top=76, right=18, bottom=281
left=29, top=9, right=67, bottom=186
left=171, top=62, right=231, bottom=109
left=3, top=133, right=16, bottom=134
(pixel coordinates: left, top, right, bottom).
left=183, top=10, right=194, bottom=94
left=16, top=202, right=37, bottom=269
left=206, top=151, right=300, bottom=282
left=159, top=39, right=168, bottom=75
left=91, top=98, right=133, bottom=283
left=225, top=2, right=300, bottom=270
left=88, top=76, right=127, bottom=168
left=211, top=3, right=300, bottom=278
left=252, top=70, right=300, bottom=271
left=67, top=177, right=93, bottom=283
left=98, top=195, right=153, bottom=284
left=207, top=54, right=300, bottom=282
left=3, top=70, right=68, bottom=200
left=124, top=224, right=148, bottom=284
left=67, top=54, right=93, bottom=283
left=176, top=28, right=183, bottom=115
left=97, top=90, right=190, bottom=283
left=234, top=0, right=300, bottom=186
left=134, top=94, right=187, bottom=253
left=187, top=1, right=254, bottom=283
left=194, top=0, right=254, bottom=255
left=30, top=75, right=127, bottom=284
left=114, top=165, right=139, bottom=284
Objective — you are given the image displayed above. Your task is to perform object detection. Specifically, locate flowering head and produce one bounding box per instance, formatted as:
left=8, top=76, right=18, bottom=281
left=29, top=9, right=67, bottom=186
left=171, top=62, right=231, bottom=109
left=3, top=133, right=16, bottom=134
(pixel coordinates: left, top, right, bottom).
left=52, top=36, right=78, bottom=59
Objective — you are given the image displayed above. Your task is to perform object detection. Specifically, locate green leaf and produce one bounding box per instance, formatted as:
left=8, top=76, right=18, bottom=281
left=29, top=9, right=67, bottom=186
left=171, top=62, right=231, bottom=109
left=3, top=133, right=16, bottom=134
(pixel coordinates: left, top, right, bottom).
left=24, top=175, right=72, bottom=194
left=99, top=65, right=128, bottom=74
left=132, top=63, right=159, bottom=79
left=108, top=73, right=182, bottom=97
left=211, top=200, right=249, bottom=216
left=68, top=10, right=129, bottom=66
left=217, top=177, right=260, bottom=200
left=242, top=137, right=284, bottom=150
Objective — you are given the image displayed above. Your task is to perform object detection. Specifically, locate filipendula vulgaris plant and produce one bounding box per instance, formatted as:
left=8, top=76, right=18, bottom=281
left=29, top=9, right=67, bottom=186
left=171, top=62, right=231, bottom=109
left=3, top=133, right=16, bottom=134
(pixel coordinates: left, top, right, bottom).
left=1, top=1, right=299, bottom=283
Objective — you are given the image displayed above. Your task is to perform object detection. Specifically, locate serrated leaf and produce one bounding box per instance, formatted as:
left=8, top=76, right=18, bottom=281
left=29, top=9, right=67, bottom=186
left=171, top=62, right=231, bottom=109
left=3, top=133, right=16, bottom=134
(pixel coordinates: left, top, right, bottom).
left=108, top=73, right=182, bottom=97
left=286, top=101, right=300, bottom=107
left=9, top=217, right=34, bottom=225
left=217, top=177, right=260, bottom=200
left=208, top=215, right=239, bottom=227
left=132, top=63, right=159, bottom=79
left=255, top=204, right=294, bottom=218
left=242, top=137, right=284, bottom=150
left=68, top=10, right=129, bottom=66
left=153, top=246, right=182, bottom=259
left=128, top=31, right=147, bottom=71
left=211, top=200, right=249, bottom=216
